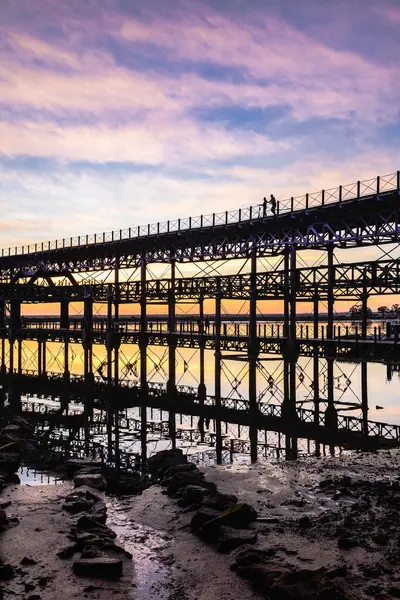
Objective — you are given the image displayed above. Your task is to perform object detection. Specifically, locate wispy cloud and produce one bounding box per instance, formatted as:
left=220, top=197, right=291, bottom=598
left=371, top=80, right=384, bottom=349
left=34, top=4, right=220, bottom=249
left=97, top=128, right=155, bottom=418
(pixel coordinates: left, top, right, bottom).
left=0, top=0, right=399, bottom=247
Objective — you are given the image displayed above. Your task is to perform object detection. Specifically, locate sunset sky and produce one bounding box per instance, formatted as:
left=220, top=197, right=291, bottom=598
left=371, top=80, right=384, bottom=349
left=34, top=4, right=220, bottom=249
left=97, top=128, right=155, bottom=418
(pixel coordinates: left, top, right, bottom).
left=1, top=0, right=400, bottom=251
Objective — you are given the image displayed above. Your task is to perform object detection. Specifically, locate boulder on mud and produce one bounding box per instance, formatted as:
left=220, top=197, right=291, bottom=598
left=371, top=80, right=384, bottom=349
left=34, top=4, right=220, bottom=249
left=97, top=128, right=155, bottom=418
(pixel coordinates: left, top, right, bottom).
left=163, top=463, right=199, bottom=478
left=231, top=548, right=348, bottom=599
left=73, top=557, right=123, bottom=579
left=74, top=473, right=107, bottom=491
left=183, top=485, right=210, bottom=504
left=75, top=516, right=117, bottom=539
left=190, top=507, right=223, bottom=533
left=202, top=492, right=238, bottom=511
left=166, top=472, right=215, bottom=497
left=0, top=452, right=21, bottom=474
left=217, top=526, right=257, bottom=553
left=63, top=489, right=101, bottom=515
left=147, top=448, right=187, bottom=477
left=65, top=459, right=103, bottom=478
left=199, top=504, right=258, bottom=543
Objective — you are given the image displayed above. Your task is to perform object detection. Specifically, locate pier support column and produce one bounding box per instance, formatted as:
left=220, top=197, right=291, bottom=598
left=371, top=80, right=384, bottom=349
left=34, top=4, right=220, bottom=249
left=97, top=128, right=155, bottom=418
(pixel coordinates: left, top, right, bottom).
left=139, top=258, right=148, bottom=467
left=248, top=246, right=259, bottom=463
left=214, top=281, right=222, bottom=464
left=361, top=281, right=369, bottom=340
left=60, top=300, right=69, bottom=330
left=361, top=361, right=368, bottom=437
left=198, top=295, right=207, bottom=442
left=105, top=295, right=114, bottom=459
left=83, top=296, right=94, bottom=418
left=283, top=247, right=290, bottom=338
left=42, top=340, right=47, bottom=376
left=282, top=245, right=298, bottom=460
left=0, top=300, right=5, bottom=376
left=327, top=245, right=334, bottom=340
left=9, top=300, right=21, bottom=410
left=167, top=258, right=177, bottom=448
left=313, top=294, right=320, bottom=456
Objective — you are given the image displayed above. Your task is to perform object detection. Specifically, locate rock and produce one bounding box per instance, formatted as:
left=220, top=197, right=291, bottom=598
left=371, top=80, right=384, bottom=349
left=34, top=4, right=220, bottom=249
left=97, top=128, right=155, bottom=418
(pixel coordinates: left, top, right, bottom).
left=190, top=507, right=222, bottom=533
left=0, top=563, right=14, bottom=580
left=0, top=500, right=11, bottom=509
left=0, top=509, right=7, bottom=527
left=231, top=548, right=347, bottom=598
left=74, top=473, right=107, bottom=491
left=0, top=441, right=21, bottom=453
left=57, top=544, right=79, bottom=559
left=199, top=504, right=258, bottom=543
left=73, top=557, right=123, bottom=579
left=91, top=501, right=107, bottom=524
left=63, top=498, right=95, bottom=514
left=0, top=452, right=21, bottom=473
left=163, top=463, right=199, bottom=478
left=75, top=515, right=117, bottom=539
left=202, top=492, right=238, bottom=511
left=81, top=545, right=104, bottom=559
left=299, top=516, right=312, bottom=529
left=65, top=488, right=101, bottom=504
left=25, top=583, right=36, bottom=592
left=147, top=448, right=187, bottom=477
left=65, top=459, right=103, bottom=478
left=183, top=485, right=210, bottom=504
left=372, top=532, right=389, bottom=546
left=21, top=557, right=37, bottom=566
left=338, top=537, right=359, bottom=550
left=217, top=526, right=257, bottom=553
left=166, top=472, right=214, bottom=496
left=11, top=416, right=34, bottom=434
left=27, top=595, right=42, bottom=600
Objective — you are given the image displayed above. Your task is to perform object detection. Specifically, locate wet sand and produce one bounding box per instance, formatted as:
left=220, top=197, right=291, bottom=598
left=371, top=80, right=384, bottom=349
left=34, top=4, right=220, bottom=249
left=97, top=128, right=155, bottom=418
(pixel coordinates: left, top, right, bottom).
left=3, top=450, right=400, bottom=599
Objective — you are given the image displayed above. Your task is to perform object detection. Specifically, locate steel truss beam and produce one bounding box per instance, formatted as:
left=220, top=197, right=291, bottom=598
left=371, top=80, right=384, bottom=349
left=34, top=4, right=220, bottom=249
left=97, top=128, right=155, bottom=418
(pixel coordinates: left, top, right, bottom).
left=0, top=188, right=399, bottom=278
left=2, top=256, right=400, bottom=302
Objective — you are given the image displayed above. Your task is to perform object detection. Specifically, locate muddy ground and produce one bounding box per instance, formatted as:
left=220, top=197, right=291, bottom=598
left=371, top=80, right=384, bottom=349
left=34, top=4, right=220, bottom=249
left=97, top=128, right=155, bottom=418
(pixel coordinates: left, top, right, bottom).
left=3, top=449, right=400, bottom=599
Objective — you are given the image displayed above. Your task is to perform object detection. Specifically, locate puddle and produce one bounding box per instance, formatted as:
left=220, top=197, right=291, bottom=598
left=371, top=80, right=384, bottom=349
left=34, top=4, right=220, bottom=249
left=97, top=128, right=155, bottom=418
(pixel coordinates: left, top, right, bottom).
left=17, top=466, right=64, bottom=486
left=107, top=498, right=171, bottom=600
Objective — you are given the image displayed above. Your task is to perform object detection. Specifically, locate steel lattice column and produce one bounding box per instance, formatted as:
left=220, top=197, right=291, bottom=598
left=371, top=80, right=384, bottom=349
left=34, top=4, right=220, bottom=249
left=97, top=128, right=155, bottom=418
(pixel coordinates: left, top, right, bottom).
left=139, top=257, right=148, bottom=465
left=248, top=246, right=258, bottom=463
left=167, top=258, right=177, bottom=448
left=198, top=295, right=207, bottom=442
left=313, top=294, right=321, bottom=456
left=214, top=280, right=222, bottom=464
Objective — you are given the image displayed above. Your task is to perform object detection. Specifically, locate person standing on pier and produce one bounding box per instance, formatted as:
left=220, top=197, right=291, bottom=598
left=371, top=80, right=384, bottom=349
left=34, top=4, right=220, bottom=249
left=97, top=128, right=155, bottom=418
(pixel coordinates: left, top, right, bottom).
left=262, top=196, right=268, bottom=217
left=269, top=194, right=277, bottom=216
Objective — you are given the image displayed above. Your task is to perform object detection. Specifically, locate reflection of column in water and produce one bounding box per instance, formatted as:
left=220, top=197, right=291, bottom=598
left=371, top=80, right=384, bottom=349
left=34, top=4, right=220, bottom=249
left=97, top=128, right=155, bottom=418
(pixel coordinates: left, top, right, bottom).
left=361, top=361, right=368, bottom=437
left=214, top=282, right=222, bottom=464
left=167, top=257, right=177, bottom=448
left=198, top=296, right=206, bottom=442
left=313, top=294, right=321, bottom=457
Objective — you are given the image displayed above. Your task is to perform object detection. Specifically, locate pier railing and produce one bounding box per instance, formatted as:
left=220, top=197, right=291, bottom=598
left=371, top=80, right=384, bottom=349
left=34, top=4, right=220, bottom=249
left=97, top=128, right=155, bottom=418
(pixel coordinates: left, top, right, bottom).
left=1, top=171, right=398, bottom=259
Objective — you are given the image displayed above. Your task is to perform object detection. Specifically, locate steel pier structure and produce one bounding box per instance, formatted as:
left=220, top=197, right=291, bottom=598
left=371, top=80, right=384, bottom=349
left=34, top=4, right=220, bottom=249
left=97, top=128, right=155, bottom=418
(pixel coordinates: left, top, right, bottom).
left=1, top=170, right=400, bottom=461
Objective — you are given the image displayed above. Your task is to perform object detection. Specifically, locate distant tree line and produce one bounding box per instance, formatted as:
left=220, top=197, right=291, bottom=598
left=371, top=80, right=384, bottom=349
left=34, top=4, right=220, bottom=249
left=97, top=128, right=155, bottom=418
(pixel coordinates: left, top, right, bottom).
left=349, top=304, right=400, bottom=319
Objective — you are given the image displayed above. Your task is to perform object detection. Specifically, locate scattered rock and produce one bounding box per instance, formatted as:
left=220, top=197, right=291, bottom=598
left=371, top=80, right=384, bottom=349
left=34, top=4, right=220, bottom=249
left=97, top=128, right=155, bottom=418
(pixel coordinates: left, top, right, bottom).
left=0, top=563, right=14, bottom=580
left=217, top=526, right=257, bottom=553
left=338, top=537, right=359, bottom=550
left=73, top=473, right=107, bottom=491
left=147, top=448, right=187, bottom=477
left=73, top=557, right=123, bottom=579
left=299, top=516, right=312, bottom=529
left=57, top=544, right=79, bottom=559
left=21, top=557, right=37, bottom=566
left=0, top=452, right=21, bottom=473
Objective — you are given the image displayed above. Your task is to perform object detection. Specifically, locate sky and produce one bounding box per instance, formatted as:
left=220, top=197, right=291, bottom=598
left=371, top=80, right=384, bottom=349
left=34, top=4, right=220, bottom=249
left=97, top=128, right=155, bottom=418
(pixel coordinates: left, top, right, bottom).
left=1, top=0, right=400, bottom=251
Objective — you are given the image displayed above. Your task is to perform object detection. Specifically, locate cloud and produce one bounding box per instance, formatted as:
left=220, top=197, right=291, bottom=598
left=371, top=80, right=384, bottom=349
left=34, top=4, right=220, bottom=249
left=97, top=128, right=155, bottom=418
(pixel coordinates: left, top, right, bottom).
left=0, top=0, right=399, bottom=249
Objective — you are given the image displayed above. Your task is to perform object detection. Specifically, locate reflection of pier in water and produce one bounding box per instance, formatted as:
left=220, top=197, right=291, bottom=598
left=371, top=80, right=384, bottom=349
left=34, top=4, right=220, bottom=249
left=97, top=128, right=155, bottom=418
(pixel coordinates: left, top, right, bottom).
left=1, top=170, right=400, bottom=462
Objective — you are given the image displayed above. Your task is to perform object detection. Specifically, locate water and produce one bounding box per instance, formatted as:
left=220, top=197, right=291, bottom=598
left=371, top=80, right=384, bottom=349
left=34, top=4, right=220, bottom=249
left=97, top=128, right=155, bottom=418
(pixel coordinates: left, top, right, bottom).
left=17, top=466, right=64, bottom=486
left=107, top=499, right=171, bottom=600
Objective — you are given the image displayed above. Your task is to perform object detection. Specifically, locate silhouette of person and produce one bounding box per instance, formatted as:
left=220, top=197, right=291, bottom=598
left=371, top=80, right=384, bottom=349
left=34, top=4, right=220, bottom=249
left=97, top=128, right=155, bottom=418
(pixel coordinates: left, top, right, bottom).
left=269, top=194, right=277, bottom=216
left=262, top=196, right=268, bottom=217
